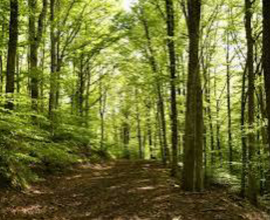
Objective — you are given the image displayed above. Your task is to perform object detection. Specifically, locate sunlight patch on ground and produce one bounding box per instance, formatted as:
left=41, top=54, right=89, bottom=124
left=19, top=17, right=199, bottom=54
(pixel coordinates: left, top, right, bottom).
left=172, top=216, right=183, bottom=220
left=109, top=184, right=126, bottom=190
left=26, top=187, right=53, bottom=195
left=137, top=186, right=155, bottom=191
left=66, top=174, right=82, bottom=180
left=6, top=205, right=46, bottom=215
left=152, top=194, right=171, bottom=202
left=136, top=179, right=151, bottom=184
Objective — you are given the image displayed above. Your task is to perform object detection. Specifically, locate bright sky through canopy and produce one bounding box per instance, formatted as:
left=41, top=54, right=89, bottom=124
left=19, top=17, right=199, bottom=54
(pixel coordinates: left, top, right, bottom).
left=122, top=0, right=137, bottom=11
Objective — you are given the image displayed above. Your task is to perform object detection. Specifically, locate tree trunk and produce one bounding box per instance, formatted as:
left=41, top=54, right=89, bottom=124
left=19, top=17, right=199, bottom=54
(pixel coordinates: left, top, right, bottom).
left=240, top=66, right=248, bottom=197
left=165, top=0, right=178, bottom=177
left=226, top=27, right=233, bottom=173
left=140, top=10, right=169, bottom=164
left=183, top=0, right=203, bottom=191
left=29, top=0, right=47, bottom=111
left=85, top=65, right=91, bottom=127
left=49, top=0, right=57, bottom=128
left=135, top=89, right=143, bottom=159
left=245, top=0, right=257, bottom=205
left=262, top=0, right=270, bottom=189
left=0, top=55, right=3, bottom=94
left=6, top=0, right=19, bottom=110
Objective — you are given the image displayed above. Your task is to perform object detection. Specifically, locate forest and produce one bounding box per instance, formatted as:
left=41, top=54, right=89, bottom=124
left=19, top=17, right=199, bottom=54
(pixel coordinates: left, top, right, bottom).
left=0, top=0, right=270, bottom=219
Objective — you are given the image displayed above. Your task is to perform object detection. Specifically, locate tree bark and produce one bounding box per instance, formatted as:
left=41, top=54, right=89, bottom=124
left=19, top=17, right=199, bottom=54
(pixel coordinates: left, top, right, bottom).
left=226, top=27, right=233, bottom=173
left=49, top=0, right=57, bottom=129
left=245, top=0, right=257, bottom=205
left=183, top=0, right=203, bottom=191
left=165, top=0, right=178, bottom=177
left=135, top=89, right=143, bottom=159
left=6, top=0, right=19, bottom=110
left=140, top=10, right=170, bottom=164
left=29, top=0, right=47, bottom=111
left=262, top=0, right=270, bottom=184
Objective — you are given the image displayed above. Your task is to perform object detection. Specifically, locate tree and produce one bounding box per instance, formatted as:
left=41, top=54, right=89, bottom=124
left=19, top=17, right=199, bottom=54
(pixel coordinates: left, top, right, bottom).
left=6, top=0, right=18, bottom=110
left=245, top=0, right=257, bottom=205
left=165, top=0, right=178, bottom=177
left=262, top=0, right=270, bottom=177
left=183, top=0, right=203, bottom=191
left=49, top=0, right=56, bottom=127
left=28, top=0, right=48, bottom=110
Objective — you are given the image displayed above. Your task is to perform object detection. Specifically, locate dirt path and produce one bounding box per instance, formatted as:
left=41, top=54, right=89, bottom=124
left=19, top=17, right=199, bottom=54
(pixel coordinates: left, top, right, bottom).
left=0, top=160, right=268, bottom=220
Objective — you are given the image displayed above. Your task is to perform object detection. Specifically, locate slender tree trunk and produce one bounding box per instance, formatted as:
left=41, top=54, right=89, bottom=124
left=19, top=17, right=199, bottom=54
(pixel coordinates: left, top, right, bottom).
left=226, top=27, right=233, bottom=173
left=99, top=77, right=107, bottom=150
left=146, top=103, right=154, bottom=159
left=79, top=57, right=84, bottom=118
left=183, top=0, right=203, bottom=191
left=49, top=0, right=57, bottom=128
left=40, top=42, right=46, bottom=112
left=123, top=115, right=130, bottom=159
left=85, top=65, right=91, bottom=127
left=140, top=11, right=169, bottom=164
left=202, top=57, right=214, bottom=169
left=240, top=65, right=248, bottom=197
left=16, top=54, right=20, bottom=94
left=245, top=0, right=257, bottom=205
left=262, top=0, right=270, bottom=190
left=6, top=0, right=19, bottom=110
left=135, top=89, right=143, bottom=159
left=165, top=0, right=178, bottom=177
left=0, top=55, right=3, bottom=94
left=29, top=0, right=47, bottom=111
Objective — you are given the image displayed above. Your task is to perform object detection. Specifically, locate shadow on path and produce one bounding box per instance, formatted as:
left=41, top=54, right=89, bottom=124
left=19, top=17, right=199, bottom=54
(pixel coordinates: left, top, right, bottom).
left=0, top=160, right=268, bottom=220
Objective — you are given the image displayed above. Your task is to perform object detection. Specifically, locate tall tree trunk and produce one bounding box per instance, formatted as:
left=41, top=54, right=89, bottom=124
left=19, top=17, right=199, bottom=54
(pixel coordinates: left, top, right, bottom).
left=0, top=55, right=3, bottom=94
left=262, top=0, right=270, bottom=190
left=40, top=42, right=46, bottom=112
left=245, top=0, right=257, bottom=205
left=99, top=77, right=107, bottom=150
left=16, top=54, right=20, bottom=94
left=85, top=64, right=91, bottom=127
left=214, top=73, right=222, bottom=168
left=29, top=0, right=47, bottom=111
left=146, top=102, right=154, bottom=159
left=135, top=89, right=143, bottom=159
left=165, top=0, right=178, bottom=177
left=78, top=57, right=84, bottom=118
left=183, top=0, right=203, bottom=191
left=123, top=115, right=130, bottom=159
left=49, top=0, right=57, bottom=128
left=226, top=27, right=233, bottom=173
left=140, top=11, right=169, bottom=164
left=240, top=66, right=248, bottom=197
left=6, top=0, right=18, bottom=110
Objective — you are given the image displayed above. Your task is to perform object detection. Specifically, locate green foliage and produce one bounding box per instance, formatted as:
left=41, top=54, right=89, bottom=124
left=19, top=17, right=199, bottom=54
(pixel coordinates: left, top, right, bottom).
left=0, top=104, right=106, bottom=188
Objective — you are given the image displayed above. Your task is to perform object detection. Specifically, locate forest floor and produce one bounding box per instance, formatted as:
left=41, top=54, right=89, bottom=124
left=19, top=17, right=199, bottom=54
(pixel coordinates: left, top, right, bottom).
left=0, top=160, right=269, bottom=220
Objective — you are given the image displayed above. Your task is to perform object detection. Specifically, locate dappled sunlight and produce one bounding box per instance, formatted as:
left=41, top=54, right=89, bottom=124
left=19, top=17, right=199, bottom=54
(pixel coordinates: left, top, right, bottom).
left=136, top=179, right=151, bottom=184
left=65, top=174, right=82, bottom=180
left=136, top=186, right=156, bottom=191
left=109, top=184, right=127, bottom=190
left=26, top=186, right=53, bottom=195
left=0, top=161, right=268, bottom=220
left=172, top=216, right=184, bottom=220
left=6, top=204, right=47, bottom=215
left=152, top=194, right=171, bottom=202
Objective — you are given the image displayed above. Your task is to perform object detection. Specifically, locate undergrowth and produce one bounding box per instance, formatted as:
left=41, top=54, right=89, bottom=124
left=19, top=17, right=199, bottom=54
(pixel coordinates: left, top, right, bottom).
left=0, top=106, right=110, bottom=189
